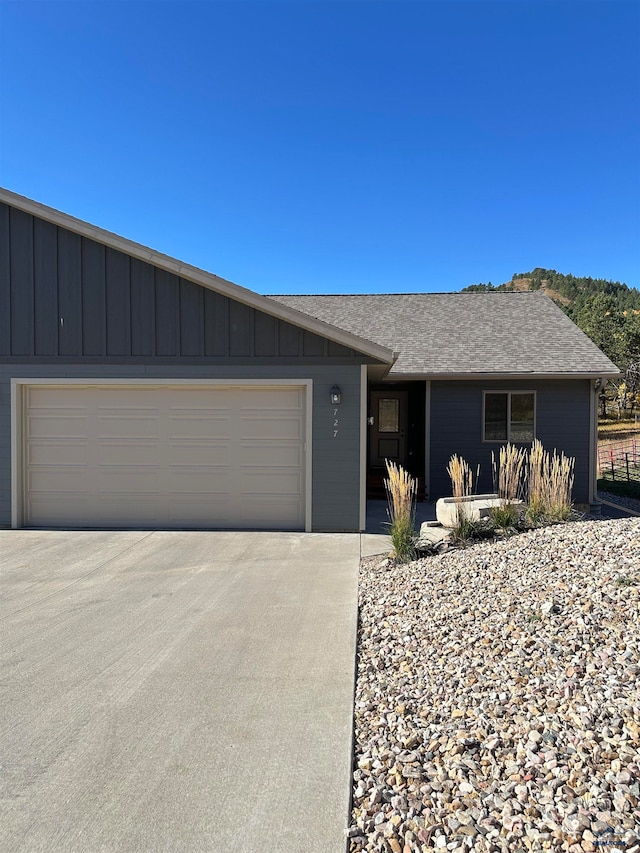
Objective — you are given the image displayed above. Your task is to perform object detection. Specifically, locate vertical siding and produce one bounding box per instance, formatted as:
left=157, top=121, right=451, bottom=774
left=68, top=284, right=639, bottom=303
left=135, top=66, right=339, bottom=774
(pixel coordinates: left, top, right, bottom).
left=155, top=269, right=179, bottom=356
left=105, top=248, right=131, bottom=355
left=33, top=218, right=58, bottom=355
left=130, top=259, right=155, bottom=357
left=0, top=203, right=373, bottom=531
left=57, top=229, right=83, bottom=356
left=429, top=379, right=592, bottom=503
left=0, top=205, right=359, bottom=362
left=9, top=208, right=34, bottom=356
left=229, top=302, right=254, bottom=356
left=278, top=320, right=301, bottom=356
left=303, top=330, right=326, bottom=357
left=203, top=290, right=228, bottom=356
left=254, top=312, right=277, bottom=356
left=310, top=365, right=363, bottom=530
left=0, top=373, right=9, bottom=524
left=179, top=279, right=204, bottom=356
left=82, top=239, right=106, bottom=356
left=328, top=340, right=352, bottom=357
left=0, top=205, right=10, bottom=355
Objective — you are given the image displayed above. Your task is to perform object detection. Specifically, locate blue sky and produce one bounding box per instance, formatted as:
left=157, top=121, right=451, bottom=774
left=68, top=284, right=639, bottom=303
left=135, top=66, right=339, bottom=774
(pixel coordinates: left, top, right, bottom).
left=0, top=0, right=638, bottom=294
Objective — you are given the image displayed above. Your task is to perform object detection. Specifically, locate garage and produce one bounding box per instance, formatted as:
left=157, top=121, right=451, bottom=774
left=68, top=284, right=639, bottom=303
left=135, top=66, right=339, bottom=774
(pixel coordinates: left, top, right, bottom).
left=2, top=190, right=392, bottom=532
left=20, top=383, right=308, bottom=530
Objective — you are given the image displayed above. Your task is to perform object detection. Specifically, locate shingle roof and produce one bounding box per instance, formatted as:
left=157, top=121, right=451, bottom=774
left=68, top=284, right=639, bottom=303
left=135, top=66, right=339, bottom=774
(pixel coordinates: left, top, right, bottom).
left=269, top=292, right=619, bottom=377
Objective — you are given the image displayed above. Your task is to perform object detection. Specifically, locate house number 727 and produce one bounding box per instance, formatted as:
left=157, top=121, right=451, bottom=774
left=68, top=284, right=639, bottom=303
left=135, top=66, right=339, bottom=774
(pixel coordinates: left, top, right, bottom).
left=333, top=408, right=339, bottom=437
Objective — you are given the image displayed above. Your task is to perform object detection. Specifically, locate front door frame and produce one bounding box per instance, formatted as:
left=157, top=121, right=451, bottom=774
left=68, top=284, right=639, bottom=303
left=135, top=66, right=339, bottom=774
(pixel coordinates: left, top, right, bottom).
left=366, top=380, right=428, bottom=499
left=368, top=389, right=409, bottom=470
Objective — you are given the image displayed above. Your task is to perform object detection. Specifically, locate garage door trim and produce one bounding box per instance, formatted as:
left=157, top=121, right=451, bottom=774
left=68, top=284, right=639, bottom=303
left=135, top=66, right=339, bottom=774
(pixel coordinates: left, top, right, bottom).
left=11, top=378, right=313, bottom=531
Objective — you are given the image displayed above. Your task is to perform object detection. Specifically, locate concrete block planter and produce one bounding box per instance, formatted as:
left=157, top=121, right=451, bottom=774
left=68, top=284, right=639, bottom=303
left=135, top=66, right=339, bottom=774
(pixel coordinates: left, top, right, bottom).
left=435, top=494, right=524, bottom=528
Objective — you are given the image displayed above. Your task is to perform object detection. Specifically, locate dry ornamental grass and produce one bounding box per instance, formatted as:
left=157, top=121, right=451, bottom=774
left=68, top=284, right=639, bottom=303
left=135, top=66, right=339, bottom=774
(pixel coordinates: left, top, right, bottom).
left=384, top=460, right=418, bottom=562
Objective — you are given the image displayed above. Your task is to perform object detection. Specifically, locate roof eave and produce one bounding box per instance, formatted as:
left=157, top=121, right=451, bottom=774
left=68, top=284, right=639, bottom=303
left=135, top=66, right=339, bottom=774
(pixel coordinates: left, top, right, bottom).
left=384, top=370, right=621, bottom=381
left=0, top=187, right=394, bottom=366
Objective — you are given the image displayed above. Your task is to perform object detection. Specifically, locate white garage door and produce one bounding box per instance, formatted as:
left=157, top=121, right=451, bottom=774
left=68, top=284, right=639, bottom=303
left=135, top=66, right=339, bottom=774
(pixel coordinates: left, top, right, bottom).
left=23, top=384, right=306, bottom=530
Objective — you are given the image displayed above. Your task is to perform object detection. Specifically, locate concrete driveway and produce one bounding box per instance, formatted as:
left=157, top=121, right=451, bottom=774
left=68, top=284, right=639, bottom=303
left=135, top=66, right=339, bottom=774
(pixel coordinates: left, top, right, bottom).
left=0, top=531, right=361, bottom=853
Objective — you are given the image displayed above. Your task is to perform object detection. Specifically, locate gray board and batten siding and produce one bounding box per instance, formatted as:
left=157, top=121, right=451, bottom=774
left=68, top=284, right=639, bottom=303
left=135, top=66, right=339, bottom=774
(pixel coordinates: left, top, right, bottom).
left=0, top=201, right=378, bottom=532
left=0, top=202, right=370, bottom=363
left=429, top=379, right=593, bottom=504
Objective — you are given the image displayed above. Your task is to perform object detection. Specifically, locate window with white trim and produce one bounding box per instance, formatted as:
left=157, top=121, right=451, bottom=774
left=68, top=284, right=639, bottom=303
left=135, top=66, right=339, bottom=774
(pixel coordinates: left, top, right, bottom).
left=483, top=392, right=535, bottom=442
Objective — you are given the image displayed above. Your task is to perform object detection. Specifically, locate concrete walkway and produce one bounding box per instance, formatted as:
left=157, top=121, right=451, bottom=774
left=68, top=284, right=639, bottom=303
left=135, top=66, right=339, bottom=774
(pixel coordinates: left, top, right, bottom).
left=0, top=531, right=360, bottom=853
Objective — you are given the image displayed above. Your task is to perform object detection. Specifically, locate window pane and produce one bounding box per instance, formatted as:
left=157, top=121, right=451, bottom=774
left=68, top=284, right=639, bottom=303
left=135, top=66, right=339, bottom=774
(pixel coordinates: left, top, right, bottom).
left=510, top=393, right=535, bottom=442
left=379, top=398, right=399, bottom=433
left=485, top=393, right=507, bottom=440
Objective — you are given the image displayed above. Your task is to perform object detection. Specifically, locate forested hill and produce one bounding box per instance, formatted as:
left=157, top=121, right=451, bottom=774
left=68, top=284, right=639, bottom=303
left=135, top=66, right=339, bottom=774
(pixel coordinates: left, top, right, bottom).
left=461, top=268, right=640, bottom=317
left=462, top=268, right=640, bottom=371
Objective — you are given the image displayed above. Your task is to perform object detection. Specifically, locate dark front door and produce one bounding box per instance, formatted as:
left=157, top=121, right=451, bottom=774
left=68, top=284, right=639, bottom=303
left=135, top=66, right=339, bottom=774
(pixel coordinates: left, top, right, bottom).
left=368, top=390, right=408, bottom=469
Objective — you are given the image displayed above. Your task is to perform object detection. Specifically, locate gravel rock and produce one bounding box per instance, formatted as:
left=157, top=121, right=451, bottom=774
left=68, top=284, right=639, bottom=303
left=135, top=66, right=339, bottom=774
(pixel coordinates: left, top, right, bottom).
left=349, top=518, right=640, bottom=852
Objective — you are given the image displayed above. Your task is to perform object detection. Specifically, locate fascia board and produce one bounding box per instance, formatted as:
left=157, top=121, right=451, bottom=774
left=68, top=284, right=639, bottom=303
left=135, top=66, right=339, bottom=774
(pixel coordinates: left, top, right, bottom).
left=0, top=188, right=394, bottom=365
left=385, top=370, right=622, bottom=381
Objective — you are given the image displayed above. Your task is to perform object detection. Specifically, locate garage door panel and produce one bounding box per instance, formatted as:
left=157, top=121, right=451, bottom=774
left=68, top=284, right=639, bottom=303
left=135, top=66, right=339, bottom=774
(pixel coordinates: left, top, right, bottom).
left=168, top=498, right=231, bottom=526
left=238, top=442, right=304, bottom=467
left=168, top=388, right=231, bottom=408
left=166, top=468, right=231, bottom=493
left=168, top=443, right=232, bottom=466
left=28, top=441, right=89, bottom=465
left=97, top=417, right=159, bottom=440
left=23, top=385, right=306, bottom=530
left=28, top=416, right=88, bottom=439
left=236, top=468, right=304, bottom=495
left=238, top=388, right=300, bottom=406
left=28, top=468, right=89, bottom=492
left=96, top=387, right=157, bottom=405
left=28, top=497, right=92, bottom=527
left=239, top=416, right=303, bottom=440
left=97, top=469, right=160, bottom=493
left=27, top=386, right=89, bottom=408
left=168, top=417, right=231, bottom=440
left=97, top=497, right=163, bottom=525
left=237, top=496, right=302, bottom=526
left=97, top=443, right=160, bottom=466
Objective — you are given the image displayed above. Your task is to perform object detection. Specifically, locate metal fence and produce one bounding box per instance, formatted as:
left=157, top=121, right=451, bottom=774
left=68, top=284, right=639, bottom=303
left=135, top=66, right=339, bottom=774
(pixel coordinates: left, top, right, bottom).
left=598, top=439, right=640, bottom=486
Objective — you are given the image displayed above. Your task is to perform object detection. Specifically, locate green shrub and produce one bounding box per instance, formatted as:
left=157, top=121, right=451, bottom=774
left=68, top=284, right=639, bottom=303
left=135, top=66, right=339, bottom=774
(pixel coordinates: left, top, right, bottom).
left=490, top=501, right=519, bottom=529
left=525, top=499, right=547, bottom=526
left=450, top=515, right=480, bottom=543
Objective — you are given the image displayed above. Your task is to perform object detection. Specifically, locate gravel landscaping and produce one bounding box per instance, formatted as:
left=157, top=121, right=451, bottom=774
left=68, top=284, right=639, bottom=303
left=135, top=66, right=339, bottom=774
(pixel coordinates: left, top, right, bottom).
left=349, top=518, right=640, bottom=852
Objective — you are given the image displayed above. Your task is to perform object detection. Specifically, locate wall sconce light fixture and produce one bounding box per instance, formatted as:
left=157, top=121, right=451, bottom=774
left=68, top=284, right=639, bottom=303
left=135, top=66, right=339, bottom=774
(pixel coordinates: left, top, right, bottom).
left=330, top=385, right=342, bottom=405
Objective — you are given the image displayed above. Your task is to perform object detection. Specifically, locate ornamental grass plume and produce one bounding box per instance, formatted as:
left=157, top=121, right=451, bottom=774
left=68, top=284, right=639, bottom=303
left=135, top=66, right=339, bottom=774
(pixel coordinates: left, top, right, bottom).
left=528, top=438, right=546, bottom=520
left=544, top=449, right=575, bottom=521
left=446, top=454, right=477, bottom=536
left=527, top=439, right=575, bottom=522
left=492, top=444, right=527, bottom=502
left=446, top=454, right=474, bottom=499
left=384, top=460, right=417, bottom=562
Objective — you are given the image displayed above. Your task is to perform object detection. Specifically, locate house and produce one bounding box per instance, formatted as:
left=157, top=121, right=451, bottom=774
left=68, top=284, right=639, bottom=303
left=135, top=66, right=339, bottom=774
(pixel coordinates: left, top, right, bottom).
left=270, top=293, right=620, bottom=505
left=0, top=188, right=619, bottom=532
